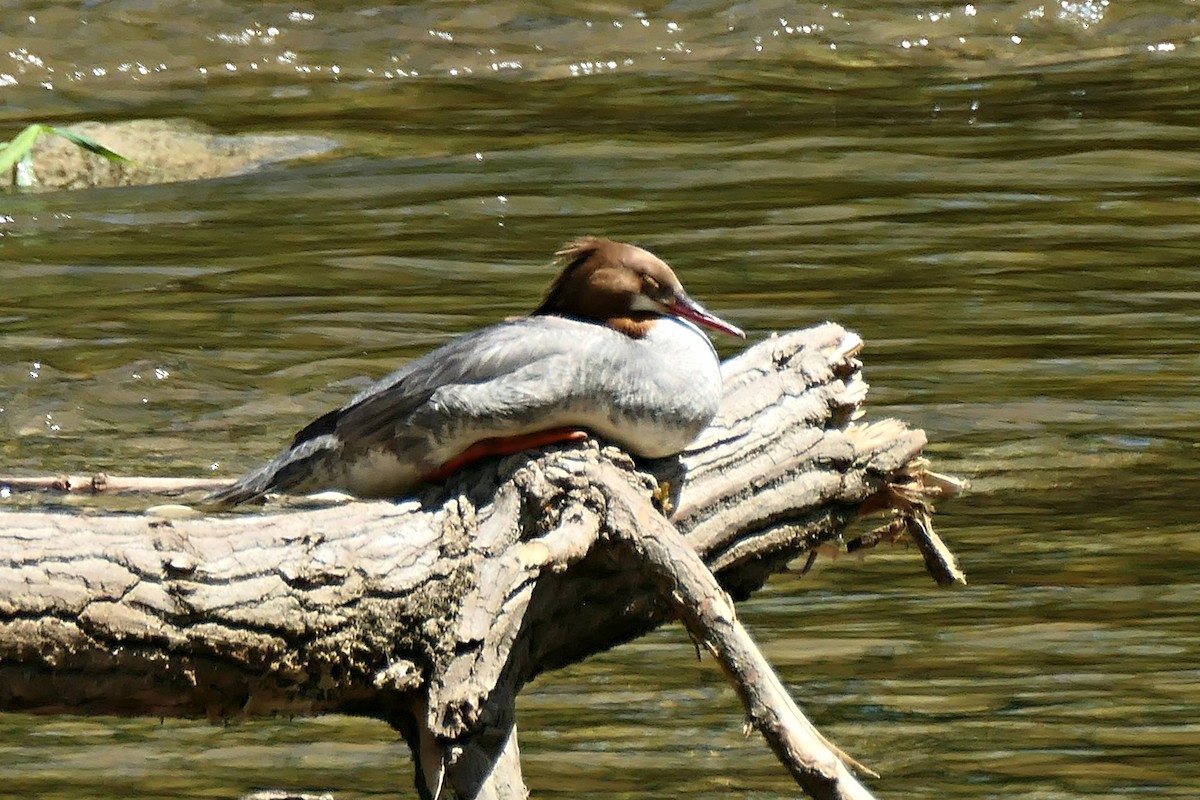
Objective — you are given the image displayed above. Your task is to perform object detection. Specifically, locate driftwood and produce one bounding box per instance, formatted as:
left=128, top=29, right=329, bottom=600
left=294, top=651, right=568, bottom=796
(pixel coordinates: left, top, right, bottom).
left=0, top=323, right=964, bottom=800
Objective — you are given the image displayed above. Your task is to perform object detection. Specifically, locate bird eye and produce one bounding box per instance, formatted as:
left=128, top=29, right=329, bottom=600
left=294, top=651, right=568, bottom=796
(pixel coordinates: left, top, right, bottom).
left=642, top=275, right=666, bottom=298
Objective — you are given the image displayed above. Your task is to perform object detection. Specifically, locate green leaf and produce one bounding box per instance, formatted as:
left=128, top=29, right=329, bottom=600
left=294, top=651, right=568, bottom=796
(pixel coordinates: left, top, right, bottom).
left=44, top=126, right=132, bottom=164
left=0, top=124, right=48, bottom=174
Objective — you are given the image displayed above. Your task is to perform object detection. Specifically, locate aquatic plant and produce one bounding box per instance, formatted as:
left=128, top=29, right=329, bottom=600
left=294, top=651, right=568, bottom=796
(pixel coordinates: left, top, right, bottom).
left=0, top=123, right=130, bottom=189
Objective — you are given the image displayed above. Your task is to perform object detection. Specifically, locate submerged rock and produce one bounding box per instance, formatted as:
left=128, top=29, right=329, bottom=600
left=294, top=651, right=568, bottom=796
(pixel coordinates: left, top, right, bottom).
left=25, top=118, right=336, bottom=191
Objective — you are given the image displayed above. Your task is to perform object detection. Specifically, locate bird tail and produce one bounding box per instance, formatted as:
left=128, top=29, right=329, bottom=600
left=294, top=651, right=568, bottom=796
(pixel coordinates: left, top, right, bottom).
left=202, top=466, right=275, bottom=508
left=201, top=435, right=343, bottom=508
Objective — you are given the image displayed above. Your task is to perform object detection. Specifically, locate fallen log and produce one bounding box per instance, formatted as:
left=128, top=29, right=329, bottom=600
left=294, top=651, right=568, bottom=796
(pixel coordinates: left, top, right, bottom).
left=0, top=323, right=964, bottom=799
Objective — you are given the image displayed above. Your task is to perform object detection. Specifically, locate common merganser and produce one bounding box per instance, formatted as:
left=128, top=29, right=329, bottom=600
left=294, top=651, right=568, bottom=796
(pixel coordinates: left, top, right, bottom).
left=207, top=237, right=744, bottom=506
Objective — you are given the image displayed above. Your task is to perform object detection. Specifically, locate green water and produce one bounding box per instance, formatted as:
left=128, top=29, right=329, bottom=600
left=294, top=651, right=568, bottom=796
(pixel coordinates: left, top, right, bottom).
left=2, top=1, right=1199, bottom=797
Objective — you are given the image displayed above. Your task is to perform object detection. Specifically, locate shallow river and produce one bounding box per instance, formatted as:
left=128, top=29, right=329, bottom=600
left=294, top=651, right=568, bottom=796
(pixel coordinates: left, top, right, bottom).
left=2, top=1, right=1199, bottom=798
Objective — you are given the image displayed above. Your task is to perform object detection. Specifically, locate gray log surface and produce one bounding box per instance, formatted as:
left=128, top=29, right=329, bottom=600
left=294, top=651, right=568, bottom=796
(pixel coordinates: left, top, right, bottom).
left=0, top=323, right=963, bottom=800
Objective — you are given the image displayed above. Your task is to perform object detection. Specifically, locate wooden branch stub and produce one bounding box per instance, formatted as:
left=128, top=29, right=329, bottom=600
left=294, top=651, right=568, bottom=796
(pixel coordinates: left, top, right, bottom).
left=599, top=464, right=879, bottom=800
left=0, top=473, right=228, bottom=495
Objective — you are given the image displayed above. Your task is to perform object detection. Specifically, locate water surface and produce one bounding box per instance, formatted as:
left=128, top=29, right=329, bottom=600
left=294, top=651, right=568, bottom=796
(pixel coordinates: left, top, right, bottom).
left=2, top=1, right=1198, bottom=798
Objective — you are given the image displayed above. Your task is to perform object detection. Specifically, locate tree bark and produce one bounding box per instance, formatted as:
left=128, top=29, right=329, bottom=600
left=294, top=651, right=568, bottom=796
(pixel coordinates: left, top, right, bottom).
left=0, top=323, right=963, bottom=799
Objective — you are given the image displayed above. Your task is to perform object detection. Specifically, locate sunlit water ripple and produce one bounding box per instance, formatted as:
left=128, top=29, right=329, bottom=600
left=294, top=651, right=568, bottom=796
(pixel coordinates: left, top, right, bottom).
left=2, top=1, right=1199, bottom=798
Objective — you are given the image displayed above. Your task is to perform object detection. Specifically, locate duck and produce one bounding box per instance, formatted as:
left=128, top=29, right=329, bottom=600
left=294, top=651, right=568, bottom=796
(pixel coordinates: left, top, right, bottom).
left=206, top=237, right=744, bottom=506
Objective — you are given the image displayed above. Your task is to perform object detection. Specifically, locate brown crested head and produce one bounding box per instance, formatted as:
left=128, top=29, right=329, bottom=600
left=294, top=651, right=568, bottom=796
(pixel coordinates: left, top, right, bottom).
left=533, top=237, right=745, bottom=340
left=533, top=237, right=681, bottom=338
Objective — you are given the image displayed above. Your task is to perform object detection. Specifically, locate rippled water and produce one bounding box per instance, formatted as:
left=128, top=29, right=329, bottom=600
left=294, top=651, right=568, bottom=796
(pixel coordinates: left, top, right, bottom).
left=2, top=1, right=1199, bottom=798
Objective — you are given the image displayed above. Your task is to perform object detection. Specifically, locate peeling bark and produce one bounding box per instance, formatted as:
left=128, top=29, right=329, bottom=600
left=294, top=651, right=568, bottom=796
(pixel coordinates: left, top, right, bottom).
left=0, top=324, right=963, bottom=799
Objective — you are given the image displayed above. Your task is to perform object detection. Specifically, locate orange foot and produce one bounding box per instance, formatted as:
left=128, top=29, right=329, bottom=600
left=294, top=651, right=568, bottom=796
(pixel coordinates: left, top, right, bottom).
left=423, top=428, right=590, bottom=483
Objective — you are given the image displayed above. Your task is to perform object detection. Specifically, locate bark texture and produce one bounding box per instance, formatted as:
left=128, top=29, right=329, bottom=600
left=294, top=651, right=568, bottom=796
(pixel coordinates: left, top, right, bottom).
left=0, top=323, right=963, bottom=800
